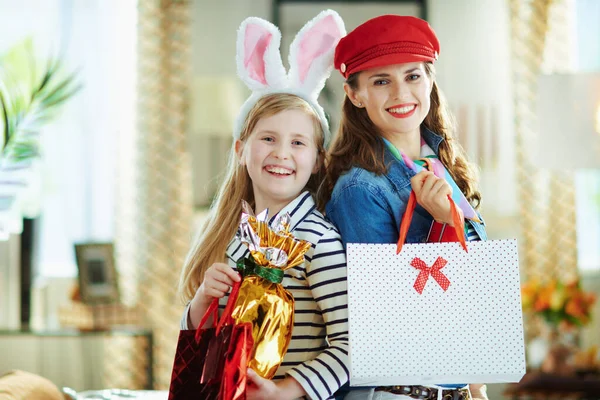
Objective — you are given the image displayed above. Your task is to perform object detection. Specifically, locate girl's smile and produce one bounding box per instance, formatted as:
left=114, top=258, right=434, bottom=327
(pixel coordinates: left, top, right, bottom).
left=264, top=164, right=295, bottom=176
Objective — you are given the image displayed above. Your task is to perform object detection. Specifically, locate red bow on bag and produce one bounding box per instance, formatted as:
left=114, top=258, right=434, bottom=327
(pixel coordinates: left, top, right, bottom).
left=396, top=158, right=468, bottom=296
left=168, top=280, right=254, bottom=400
left=410, top=256, right=451, bottom=294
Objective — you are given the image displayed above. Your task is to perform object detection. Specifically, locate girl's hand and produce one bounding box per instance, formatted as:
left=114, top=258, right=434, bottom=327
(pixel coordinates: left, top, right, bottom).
left=246, top=369, right=280, bottom=400
left=410, top=170, right=460, bottom=226
left=195, top=262, right=241, bottom=304
left=189, top=262, right=240, bottom=329
left=246, top=369, right=306, bottom=400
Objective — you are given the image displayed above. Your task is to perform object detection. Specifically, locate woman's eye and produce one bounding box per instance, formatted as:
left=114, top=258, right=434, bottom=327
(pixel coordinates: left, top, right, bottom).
left=292, top=140, right=305, bottom=146
left=374, top=79, right=389, bottom=86
left=407, top=74, right=420, bottom=81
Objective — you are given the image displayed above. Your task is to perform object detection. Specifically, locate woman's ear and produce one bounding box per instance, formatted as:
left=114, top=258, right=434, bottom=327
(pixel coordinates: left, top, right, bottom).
left=235, top=139, right=245, bottom=165
left=343, top=83, right=363, bottom=108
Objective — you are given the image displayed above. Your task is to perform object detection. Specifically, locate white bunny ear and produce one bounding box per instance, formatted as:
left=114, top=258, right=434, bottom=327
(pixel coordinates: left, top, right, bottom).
left=236, top=17, right=287, bottom=91
left=287, top=10, right=346, bottom=98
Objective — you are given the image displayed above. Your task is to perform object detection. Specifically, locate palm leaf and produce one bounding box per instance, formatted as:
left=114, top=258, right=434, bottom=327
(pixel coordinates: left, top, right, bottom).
left=0, top=89, right=9, bottom=148
left=0, top=39, right=80, bottom=237
left=0, top=40, right=80, bottom=164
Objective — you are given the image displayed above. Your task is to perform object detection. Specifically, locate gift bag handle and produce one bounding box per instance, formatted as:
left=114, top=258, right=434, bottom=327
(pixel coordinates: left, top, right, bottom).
left=216, top=279, right=242, bottom=334
left=396, top=159, right=467, bottom=254
left=194, top=298, right=220, bottom=342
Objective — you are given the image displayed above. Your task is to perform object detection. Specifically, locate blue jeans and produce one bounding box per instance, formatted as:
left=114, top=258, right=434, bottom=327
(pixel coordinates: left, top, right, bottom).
left=343, top=389, right=410, bottom=399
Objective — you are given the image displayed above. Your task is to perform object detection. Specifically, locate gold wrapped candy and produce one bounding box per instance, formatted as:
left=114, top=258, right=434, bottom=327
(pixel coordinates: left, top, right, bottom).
left=232, top=201, right=311, bottom=379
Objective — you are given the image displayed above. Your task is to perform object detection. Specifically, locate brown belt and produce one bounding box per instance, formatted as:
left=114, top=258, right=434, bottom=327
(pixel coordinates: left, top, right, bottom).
left=375, top=385, right=470, bottom=400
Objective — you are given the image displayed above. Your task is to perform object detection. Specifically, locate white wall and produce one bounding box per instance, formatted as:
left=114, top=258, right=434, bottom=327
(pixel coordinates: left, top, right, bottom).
left=428, top=0, right=517, bottom=224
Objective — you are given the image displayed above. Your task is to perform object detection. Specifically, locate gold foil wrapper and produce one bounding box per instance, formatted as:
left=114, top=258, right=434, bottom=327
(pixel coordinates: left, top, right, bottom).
left=233, top=202, right=312, bottom=378
left=247, top=216, right=311, bottom=270
left=231, top=276, right=294, bottom=379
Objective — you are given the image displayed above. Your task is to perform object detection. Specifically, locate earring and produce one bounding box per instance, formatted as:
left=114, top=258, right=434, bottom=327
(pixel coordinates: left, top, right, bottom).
left=357, top=102, right=363, bottom=107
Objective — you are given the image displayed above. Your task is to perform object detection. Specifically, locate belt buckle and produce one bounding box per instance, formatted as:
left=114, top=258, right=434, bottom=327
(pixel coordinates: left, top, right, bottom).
left=409, top=386, right=435, bottom=399
left=442, top=388, right=470, bottom=400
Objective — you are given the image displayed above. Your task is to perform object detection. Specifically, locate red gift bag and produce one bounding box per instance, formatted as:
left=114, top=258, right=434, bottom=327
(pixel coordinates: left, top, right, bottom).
left=220, top=321, right=253, bottom=400
left=169, top=280, right=254, bottom=400
left=200, top=280, right=241, bottom=385
left=202, top=280, right=254, bottom=400
left=168, top=297, right=219, bottom=400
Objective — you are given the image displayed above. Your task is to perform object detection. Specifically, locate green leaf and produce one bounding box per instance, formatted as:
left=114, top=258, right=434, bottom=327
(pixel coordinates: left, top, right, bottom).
left=0, top=39, right=79, bottom=165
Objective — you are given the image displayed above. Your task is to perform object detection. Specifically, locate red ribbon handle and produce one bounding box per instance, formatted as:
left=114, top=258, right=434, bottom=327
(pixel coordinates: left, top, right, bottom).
left=411, top=257, right=451, bottom=294
left=396, top=159, right=467, bottom=254
left=216, top=279, right=242, bottom=334
left=194, top=297, right=219, bottom=342
left=193, top=279, right=243, bottom=341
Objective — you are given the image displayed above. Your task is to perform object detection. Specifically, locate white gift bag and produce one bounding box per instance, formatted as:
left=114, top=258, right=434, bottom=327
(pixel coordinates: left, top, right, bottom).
left=346, top=239, right=526, bottom=387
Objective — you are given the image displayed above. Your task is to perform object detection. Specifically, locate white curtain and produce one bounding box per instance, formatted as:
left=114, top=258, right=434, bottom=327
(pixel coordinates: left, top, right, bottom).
left=24, top=0, right=137, bottom=278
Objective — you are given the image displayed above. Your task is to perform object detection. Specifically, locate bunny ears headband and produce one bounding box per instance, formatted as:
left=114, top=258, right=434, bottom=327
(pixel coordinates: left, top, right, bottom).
left=234, top=10, right=346, bottom=149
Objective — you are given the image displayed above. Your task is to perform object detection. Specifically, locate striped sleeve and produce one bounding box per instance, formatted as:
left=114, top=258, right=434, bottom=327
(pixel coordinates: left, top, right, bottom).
left=286, top=229, right=349, bottom=400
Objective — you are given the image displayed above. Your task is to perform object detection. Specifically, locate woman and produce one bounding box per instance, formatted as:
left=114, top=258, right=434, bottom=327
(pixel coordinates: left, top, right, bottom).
left=318, top=15, right=489, bottom=400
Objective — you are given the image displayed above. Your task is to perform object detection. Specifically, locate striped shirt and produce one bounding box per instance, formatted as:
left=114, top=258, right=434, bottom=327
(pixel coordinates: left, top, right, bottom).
left=466, top=224, right=479, bottom=241
left=181, top=191, right=349, bottom=400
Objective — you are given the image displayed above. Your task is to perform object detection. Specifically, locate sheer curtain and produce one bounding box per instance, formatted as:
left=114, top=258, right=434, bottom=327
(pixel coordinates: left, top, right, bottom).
left=32, top=0, right=137, bottom=278
left=575, top=0, right=600, bottom=274
left=575, top=0, right=600, bottom=350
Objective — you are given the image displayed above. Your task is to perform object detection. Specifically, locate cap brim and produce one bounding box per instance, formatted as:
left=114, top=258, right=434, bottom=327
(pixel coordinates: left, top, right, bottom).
left=346, top=53, right=435, bottom=77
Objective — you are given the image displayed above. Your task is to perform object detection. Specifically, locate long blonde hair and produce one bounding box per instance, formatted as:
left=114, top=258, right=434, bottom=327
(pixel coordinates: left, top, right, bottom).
left=179, top=93, right=326, bottom=302
left=317, top=62, right=481, bottom=210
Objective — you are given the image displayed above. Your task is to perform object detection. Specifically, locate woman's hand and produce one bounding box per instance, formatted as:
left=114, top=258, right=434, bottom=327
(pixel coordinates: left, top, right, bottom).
left=246, top=369, right=305, bottom=400
left=469, top=384, right=489, bottom=400
left=410, top=170, right=459, bottom=226
left=189, top=262, right=240, bottom=329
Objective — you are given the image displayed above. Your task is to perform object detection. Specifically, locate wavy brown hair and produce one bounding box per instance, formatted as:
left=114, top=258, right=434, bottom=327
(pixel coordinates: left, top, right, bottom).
left=316, top=63, right=481, bottom=211
left=179, top=93, right=326, bottom=302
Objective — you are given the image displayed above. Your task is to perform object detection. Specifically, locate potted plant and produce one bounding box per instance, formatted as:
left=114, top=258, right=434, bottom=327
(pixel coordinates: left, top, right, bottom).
left=521, top=278, right=597, bottom=374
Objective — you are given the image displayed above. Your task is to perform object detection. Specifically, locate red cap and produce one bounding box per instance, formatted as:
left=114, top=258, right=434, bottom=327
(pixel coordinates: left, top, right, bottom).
left=334, top=15, right=440, bottom=79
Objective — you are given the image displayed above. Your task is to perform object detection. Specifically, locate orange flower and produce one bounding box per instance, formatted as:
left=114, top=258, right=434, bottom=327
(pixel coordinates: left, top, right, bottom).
left=549, top=284, right=567, bottom=311
left=533, top=282, right=555, bottom=312
left=521, top=278, right=596, bottom=328
left=521, top=280, right=540, bottom=310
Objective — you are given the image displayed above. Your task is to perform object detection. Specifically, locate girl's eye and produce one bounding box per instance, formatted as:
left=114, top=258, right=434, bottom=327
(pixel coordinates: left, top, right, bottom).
left=374, top=79, right=389, bottom=86
left=407, top=74, right=420, bottom=81
left=292, top=140, right=305, bottom=146
left=261, top=137, right=274, bottom=142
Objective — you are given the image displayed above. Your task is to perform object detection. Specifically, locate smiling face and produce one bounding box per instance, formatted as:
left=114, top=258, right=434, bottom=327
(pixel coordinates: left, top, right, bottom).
left=237, top=108, right=320, bottom=215
left=345, top=62, right=433, bottom=141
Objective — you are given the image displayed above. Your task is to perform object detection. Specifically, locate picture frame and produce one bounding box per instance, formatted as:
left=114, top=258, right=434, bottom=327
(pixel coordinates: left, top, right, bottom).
left=74, top=242, right=120, bottom=305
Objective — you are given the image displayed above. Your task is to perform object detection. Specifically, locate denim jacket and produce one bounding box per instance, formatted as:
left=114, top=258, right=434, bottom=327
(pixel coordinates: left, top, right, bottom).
left=325, top=128, right=487, bottom=248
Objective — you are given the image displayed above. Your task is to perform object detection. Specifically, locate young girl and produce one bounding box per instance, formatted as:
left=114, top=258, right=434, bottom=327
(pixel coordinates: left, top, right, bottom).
left=317, top=15, right=488, bottom=400
left=179, top=11, right=348, bottom=400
